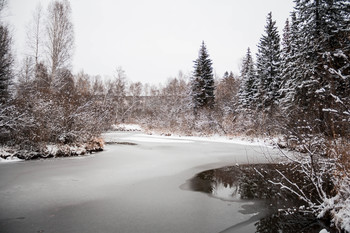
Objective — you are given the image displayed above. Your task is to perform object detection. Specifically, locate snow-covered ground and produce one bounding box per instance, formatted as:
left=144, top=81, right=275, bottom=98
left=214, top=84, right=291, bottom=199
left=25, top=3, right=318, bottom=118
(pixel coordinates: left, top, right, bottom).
left=111, top=123, right=142, bottom=131
left=106, top=123, right=276, bottom=147
left=0, top=156, right=23, bottom=163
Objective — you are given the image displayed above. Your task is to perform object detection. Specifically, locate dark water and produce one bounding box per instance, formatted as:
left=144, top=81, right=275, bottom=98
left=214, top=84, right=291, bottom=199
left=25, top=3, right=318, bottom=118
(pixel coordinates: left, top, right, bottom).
left=183, top=164, right=337, bottom=233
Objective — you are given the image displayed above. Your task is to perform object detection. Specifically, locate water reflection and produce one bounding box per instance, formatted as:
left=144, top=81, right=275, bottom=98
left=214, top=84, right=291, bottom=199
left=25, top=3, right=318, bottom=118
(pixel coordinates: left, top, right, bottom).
left=211, top=178, right=240, bottom=201
left=184, top=164, right=336, bottom=233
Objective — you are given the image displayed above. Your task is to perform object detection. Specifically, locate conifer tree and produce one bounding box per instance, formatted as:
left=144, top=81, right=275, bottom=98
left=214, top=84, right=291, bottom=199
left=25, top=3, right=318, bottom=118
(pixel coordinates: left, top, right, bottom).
left=281, top=19, right=291, bottom=54
left=256, top=12, right=282, bottom=111
left=0, top=24, right=13, bottom=103
left=280, top=13, right=299, bottom=106
left=238, top=48, right=258, bottom=112
left=284, top=0, right=350, bottom=136
left=0, top=1, right=13, bottom=103
left=191, top=41, right=215, bottom=112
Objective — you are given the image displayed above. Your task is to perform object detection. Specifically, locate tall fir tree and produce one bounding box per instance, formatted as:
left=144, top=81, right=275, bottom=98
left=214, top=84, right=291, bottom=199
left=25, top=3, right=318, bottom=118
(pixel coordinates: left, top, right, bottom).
left=191, top=41, right=215, bottom=112
left=281, top=18, right=291, bottom=55
left=282, top=0, right=350, bottom=136
left=280, top=13, right=300, bottom=107
left=238, top=47, right=258, bottom=112
left=256, top=12, right=282, bottom=111
left=0, top=2, right=13, bottom=104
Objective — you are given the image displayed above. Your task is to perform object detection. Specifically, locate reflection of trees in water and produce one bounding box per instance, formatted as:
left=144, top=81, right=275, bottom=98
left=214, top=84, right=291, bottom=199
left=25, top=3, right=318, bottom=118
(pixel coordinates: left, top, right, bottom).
left=255, top=211, right=333, bottom=233
left=196, top=163, right=334, bottom=205
left=192, top=163, right=336, bottom=233
left=211, top=177, right=240, bottom=200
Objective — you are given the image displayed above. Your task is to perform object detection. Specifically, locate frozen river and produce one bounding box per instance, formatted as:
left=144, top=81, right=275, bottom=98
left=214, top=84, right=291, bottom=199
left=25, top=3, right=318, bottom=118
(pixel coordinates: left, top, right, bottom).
left=0, top=132, right=278, bottom=233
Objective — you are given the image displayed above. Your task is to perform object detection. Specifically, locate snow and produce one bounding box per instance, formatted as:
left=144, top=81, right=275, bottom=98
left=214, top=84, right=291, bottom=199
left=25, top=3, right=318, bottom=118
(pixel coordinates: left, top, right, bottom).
left=316, top=88, right=326, bottom=93
left=121, top=133, right=274, bottom=147
left=0, top=147, right=23, bottom=162
left=332, top=178, right=350, bottom=232
left=69, top=145, right=87, bottom=155
left=46, top=144, right=59, bottom=156
left=112, top=124, right=142, bottom=131
left=0, top=147, right=13, bottom=158
left=337, top=203, right=350, bottom=232
left=0, top=156, right=23, bottom=163
left=322, top=108, right=338, bottom=113
left=319, top=229, right=329, bottom=233
left=134, top=133, right=272, bottom=147
left=1, top=141, right=101, bottom=161
left=182, top=134, right=273, bottom=147
left=107, top=124, right=274, bottom=147
left=124, top=134, right=193, bottom=143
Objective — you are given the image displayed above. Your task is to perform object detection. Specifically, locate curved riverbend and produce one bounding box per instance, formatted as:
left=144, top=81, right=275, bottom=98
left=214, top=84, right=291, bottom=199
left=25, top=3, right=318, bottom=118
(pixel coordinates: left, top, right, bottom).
left=0, top=132, right=278, bottom=233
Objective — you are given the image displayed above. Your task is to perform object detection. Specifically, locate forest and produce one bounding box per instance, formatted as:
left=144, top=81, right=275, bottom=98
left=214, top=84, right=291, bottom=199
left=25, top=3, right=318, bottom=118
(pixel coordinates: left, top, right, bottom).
left=0, top=0, right=349, bottom=231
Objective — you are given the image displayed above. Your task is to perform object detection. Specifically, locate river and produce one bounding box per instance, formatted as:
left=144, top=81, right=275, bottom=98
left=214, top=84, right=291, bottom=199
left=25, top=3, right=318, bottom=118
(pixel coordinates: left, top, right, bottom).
left=0, top=132, right=278, bottom=233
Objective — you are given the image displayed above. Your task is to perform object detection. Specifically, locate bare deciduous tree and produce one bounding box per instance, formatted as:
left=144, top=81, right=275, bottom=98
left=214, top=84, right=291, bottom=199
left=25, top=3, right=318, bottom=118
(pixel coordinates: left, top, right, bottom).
left=75, top=71, right=91, bottom=96
left=26, top=3, right=43, bottom=65
left=45, top=0, right=74, bottom=80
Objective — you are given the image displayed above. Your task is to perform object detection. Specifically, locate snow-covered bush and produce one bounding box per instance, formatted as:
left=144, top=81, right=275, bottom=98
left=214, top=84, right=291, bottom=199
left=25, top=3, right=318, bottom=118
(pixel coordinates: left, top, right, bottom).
left=272, top=139, right=350, bottom=231
left=0, top=65, right=115, bottom=153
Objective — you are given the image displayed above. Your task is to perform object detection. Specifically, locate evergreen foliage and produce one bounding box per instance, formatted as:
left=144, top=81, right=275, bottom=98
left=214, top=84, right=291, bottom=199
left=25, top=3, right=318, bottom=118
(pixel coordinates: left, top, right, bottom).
left=256, top=12, right=282, bottom=111
left=238, top=48, right=258, bottom=112
left=0, top=23, right=13, bottom=103
left=280, top=13, right=299, bottom=107
left=191, top=41, right=215, bottom=111
left=281, top=0, right=350, bottom=136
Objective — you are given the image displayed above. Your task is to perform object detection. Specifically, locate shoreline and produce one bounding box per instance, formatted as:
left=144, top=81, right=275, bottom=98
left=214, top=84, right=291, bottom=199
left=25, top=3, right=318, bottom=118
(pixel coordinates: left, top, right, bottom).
left=0, top=138, right=104, bottom=161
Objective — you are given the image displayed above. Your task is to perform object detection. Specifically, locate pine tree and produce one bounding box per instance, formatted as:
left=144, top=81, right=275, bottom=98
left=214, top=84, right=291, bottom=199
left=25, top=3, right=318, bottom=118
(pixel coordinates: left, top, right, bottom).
left=191, top=41, right=215, bottom=111
left=256, top=12, right=282, bottom=111
left=238, top=48, right=258, bottom=112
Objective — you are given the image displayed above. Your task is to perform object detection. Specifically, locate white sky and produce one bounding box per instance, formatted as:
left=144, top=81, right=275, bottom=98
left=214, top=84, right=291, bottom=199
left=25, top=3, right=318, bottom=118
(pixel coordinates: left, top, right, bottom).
left=7, top=0, right=294, bottom=84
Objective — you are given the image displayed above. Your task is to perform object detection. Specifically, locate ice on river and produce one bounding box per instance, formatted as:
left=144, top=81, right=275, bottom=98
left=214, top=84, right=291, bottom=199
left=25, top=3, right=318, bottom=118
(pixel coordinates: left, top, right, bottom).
left=0, top=132, right=279, bottom=233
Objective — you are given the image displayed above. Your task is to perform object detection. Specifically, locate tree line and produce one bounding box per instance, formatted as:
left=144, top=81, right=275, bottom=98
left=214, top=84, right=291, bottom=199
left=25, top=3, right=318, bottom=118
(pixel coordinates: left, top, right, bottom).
left=0, top=0, right=348, bottom=154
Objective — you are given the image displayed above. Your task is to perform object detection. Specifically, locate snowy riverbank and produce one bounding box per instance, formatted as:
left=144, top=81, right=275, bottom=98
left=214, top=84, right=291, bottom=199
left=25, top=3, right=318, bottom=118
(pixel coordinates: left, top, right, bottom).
left=108, top=123, right=280, bottom=147
left=0, top=138, right=104, bottom=161
left=0, top=123, right=276, bottom=162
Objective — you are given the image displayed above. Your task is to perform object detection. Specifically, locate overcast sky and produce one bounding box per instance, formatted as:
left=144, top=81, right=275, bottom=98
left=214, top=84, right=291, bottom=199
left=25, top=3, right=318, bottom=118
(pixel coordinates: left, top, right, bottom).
left=7, top=0, right=294, bottom=84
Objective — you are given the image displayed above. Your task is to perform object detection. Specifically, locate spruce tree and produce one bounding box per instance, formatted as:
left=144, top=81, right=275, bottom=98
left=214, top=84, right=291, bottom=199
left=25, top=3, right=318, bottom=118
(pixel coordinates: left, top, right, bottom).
left=238, top=47, right=258, bottom=112
left=281, top=18, right=291, bottom=55
left=280, top=13, right=300, bottom=107
left=284, top=0, right=350, bottom=136
left=256, top=12, right=282, bottom=111
left=191, top=41, right=215, bottom=111
left=0, top=20, right=13, bottom=103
